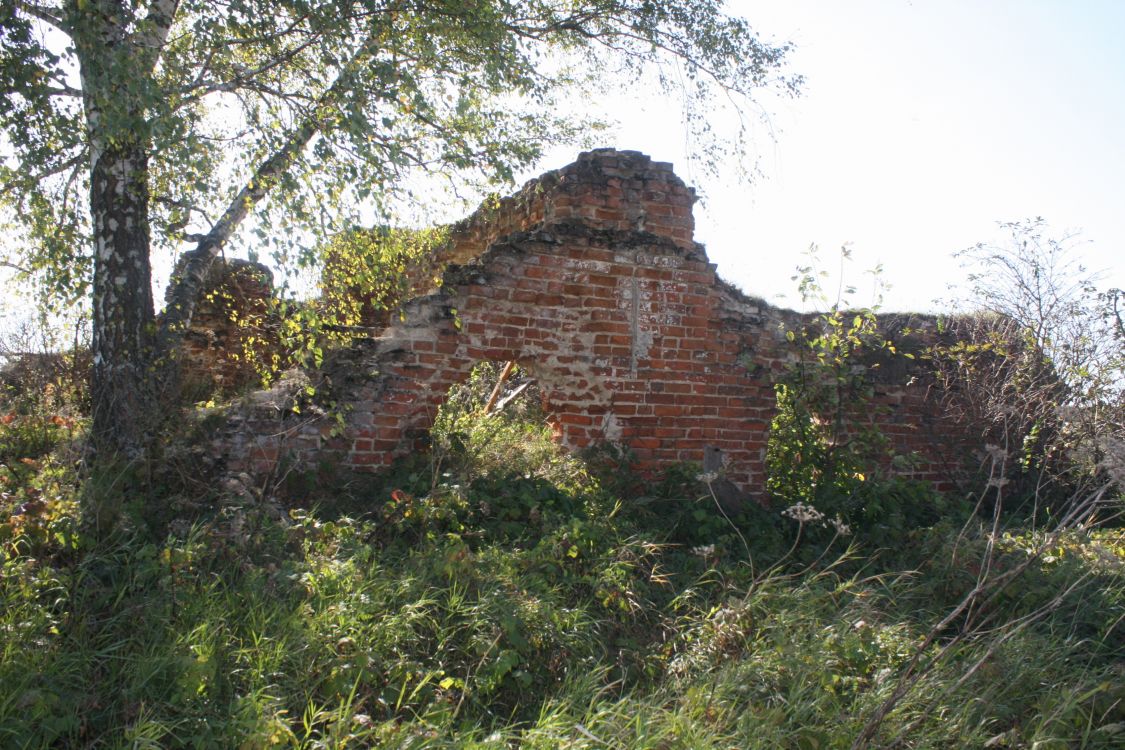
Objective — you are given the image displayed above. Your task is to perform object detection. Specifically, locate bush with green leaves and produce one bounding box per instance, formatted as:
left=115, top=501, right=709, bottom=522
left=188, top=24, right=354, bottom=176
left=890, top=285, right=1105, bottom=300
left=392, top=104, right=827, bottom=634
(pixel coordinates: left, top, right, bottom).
left=224, top=226, right=450, bottom=389
left=764, top=248, right=950, bottom=552
left=318, top=225, right=450, bottom=331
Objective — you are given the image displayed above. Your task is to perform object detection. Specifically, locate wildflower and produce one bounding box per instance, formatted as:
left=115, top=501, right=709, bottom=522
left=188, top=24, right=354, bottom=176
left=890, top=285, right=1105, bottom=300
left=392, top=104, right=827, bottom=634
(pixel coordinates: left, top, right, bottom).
left=691, top=544, right=716, bottom=558
left=782, top=502, right=824, bottom=525
left=831, top=514, right=852, bottom=536
left=986, top=476, right=1010, bottom=490
left=696, top=471, right=719, bottom=484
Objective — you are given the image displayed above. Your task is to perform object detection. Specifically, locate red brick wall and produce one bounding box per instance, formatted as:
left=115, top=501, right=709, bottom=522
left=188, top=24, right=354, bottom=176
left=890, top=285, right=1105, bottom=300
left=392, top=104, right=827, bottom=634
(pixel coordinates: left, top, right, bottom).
left=175, top=258, right=276, bottom=396
left=440, top=148, right=697, bottom=264
left=221, top=150, right=974, bottom=496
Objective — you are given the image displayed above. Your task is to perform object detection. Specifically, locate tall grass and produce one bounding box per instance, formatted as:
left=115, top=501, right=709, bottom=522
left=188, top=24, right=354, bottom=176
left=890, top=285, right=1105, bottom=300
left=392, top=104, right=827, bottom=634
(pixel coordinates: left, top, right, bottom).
left=0, top=381, right=1122, bottom=748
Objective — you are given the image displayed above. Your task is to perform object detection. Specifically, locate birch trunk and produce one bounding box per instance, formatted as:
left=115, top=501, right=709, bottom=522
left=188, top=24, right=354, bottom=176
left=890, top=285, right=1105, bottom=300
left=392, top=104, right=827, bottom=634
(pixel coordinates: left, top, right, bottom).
left=89, top=141, right=157, bottom=455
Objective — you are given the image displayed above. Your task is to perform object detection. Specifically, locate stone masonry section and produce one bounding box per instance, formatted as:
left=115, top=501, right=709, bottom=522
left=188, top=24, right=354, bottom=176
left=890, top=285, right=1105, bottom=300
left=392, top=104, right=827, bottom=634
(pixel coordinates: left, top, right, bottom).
left=218, top=149, right=971, bottom=496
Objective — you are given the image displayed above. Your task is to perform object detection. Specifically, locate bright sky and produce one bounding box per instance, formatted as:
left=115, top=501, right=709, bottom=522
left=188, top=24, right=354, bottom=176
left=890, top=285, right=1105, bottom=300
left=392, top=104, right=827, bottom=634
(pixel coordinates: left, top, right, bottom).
left=542, top=0, right=1125, bottom=312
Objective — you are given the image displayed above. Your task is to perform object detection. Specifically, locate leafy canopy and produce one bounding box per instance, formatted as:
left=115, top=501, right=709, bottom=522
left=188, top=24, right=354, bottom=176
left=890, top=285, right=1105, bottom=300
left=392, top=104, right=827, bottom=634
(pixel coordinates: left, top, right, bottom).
left=1, top=0, right=800, bottom=306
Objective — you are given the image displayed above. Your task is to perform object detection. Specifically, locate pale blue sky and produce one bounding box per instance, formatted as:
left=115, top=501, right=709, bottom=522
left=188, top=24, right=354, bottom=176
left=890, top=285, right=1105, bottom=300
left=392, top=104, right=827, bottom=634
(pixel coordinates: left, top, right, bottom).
left=543, top=0, right=1125, bottom=311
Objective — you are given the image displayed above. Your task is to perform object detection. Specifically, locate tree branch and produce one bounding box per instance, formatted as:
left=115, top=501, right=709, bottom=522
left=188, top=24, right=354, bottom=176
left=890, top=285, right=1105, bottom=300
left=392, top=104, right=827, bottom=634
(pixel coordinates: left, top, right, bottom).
left=132, top=0, right=181, bottom=74
left=0, top=259, right=33, bottom=275
left=173, top=33, right=325, bottom=109
left=14, top=0, right=66, bottom=32
left=44, top=84, right=83, bottom=98
left=156, top=31, right=381, bottom=355
left=0, top=150, right=87, bottom=199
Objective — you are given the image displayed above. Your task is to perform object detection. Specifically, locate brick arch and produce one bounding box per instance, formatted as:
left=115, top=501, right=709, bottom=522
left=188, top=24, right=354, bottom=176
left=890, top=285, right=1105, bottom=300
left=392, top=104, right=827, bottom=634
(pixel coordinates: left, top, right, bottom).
left=224, top=149, right=975, bottom=497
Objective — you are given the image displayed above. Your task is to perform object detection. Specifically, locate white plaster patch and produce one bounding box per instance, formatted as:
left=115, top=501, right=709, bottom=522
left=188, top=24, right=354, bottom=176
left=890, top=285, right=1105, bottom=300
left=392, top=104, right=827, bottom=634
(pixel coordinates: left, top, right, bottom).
left=602, top=412, right=623, bottom=441
left=633, top=326, right=654, bottom=358
left=569, top=260, right=613, bottom=273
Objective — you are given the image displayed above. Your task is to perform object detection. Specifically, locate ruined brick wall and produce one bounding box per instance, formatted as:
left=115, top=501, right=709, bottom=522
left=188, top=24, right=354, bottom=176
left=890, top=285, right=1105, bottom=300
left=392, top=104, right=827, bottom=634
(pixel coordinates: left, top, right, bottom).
left=220, top=149, right=974, bottom=496
left=440, top=149, right=696, bottom=265
left=354, top=149, right=700, bottom=319
left=174, top=258, right=276, bottom=396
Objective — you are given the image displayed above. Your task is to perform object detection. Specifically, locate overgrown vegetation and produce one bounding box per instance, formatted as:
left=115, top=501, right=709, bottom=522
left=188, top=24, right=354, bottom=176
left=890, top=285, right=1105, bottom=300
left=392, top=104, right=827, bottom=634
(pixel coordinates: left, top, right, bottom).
left=765, top=248, right=966, bottom=551
left=218, top=225, right=452, bottom=391
left=316, top=226, right=450, bottom=334
left=1, top=348, right=1122, bottom=748
left=933, top=220, right=1125, bottom=521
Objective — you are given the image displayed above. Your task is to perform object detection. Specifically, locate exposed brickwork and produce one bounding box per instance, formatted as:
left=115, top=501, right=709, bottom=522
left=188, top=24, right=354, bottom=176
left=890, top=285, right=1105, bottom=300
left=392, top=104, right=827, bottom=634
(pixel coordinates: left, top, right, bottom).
left=441, top=149, right=696, bottom=265
left=360, top=149, right=700, bottom=320
left=174, top=258, right=276, bottom=396
left=217, top=149, right=975, bottom=496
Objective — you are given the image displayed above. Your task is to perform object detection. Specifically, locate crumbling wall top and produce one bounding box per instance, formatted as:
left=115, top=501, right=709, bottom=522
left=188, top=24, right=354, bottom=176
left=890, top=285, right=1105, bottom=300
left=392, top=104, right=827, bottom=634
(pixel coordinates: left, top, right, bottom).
left=438, top=148, right=699, bottom=269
